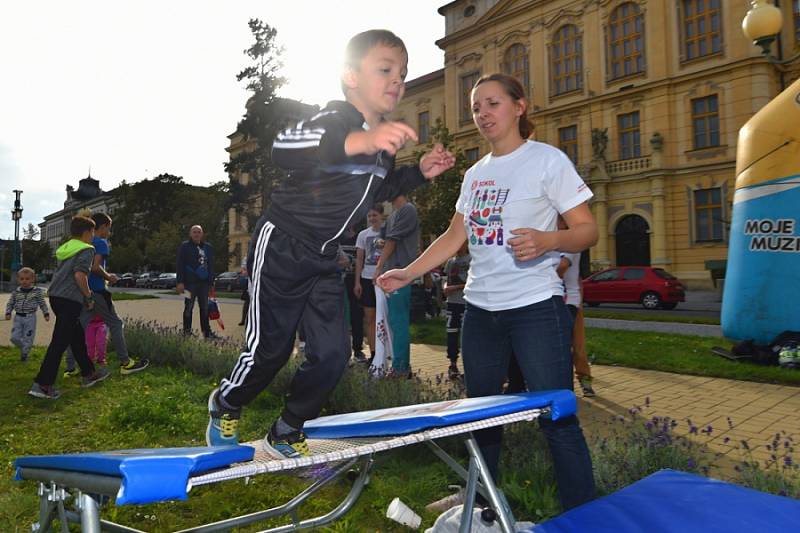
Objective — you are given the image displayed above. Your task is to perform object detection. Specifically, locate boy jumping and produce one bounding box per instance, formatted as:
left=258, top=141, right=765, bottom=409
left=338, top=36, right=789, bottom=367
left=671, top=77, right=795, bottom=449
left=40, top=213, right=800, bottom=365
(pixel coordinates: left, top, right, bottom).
left=206, top=29, right=455, bottom=457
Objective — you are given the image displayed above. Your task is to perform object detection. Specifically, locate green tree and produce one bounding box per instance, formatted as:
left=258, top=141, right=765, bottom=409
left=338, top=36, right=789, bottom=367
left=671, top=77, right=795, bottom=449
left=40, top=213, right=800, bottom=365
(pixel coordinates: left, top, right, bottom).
left=109, top=175, right=229, bottom=273
left=225, top=19, right=318, bottom=228
left=410, top=118, right=470, bottom=240
left=21, top=240, right=53, bottom=274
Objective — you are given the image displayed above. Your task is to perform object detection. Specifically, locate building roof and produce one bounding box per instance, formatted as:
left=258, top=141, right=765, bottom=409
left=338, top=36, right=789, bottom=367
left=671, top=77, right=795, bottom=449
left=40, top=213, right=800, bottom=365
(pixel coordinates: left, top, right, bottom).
left=406, top=69, right=445, bottom=91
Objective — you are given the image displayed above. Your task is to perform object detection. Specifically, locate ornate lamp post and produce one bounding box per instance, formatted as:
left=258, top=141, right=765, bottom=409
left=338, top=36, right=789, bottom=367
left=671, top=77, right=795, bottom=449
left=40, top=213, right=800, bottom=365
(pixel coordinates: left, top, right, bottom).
left=742, top=0, right=800, bottom=63
left=11, top=190, right=23, bottom=287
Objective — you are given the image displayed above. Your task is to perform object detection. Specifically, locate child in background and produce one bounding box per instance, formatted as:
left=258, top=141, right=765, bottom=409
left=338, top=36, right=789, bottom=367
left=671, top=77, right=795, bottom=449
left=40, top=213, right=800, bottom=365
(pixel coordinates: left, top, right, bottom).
left=442, top=241, right=470, bottom=379
left=85, top=313, right=108, bottom=365
left=5, top=267, right=50, bottom=361
left=30, top=216, right=109, bottom=400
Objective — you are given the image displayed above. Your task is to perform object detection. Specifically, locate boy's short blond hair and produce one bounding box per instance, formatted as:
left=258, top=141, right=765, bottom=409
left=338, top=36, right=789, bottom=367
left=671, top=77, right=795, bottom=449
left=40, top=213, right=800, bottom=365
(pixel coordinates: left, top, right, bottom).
left=17, top=267, right=35, bottom=277
left=342, top=29, right=407, bottom=94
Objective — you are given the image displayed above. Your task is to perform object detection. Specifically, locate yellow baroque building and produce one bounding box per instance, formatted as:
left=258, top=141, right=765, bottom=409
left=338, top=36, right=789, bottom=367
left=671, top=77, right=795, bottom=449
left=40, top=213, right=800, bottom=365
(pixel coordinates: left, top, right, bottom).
left=392, top=0, right=800, bottom=288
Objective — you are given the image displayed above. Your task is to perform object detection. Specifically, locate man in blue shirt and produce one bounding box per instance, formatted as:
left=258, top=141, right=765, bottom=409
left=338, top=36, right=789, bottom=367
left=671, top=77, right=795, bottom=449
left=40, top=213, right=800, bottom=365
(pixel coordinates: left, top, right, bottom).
left=176, top=225, right=216, bottom=339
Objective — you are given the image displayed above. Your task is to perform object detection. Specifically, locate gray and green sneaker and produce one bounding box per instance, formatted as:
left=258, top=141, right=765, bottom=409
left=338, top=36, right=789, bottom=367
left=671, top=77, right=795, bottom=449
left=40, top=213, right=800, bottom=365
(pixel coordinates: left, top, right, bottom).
left=779, top=344, right=800, bottom=369
left=206, top=388, right=241, bottom=446
left=29, top=382, right=62, bottom=400
left=120, top=358, right=149, bottom=375
left=263, top=422, right=311, bottom=459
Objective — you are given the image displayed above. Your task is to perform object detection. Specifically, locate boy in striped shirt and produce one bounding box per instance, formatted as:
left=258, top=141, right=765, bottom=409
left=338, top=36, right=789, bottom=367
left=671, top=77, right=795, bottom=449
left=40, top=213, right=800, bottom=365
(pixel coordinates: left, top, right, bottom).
left=5, top=267, right=50, bottom=361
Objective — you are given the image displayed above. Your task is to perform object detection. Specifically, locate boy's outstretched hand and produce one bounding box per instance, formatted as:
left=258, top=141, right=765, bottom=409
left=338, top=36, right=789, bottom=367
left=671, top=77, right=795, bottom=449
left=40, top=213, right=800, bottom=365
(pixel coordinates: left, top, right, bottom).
left=419, top=143, right=456, bottom=179
left=346, top=121, right=418, bottom=156
left=376, top=268, right=414, bottom=294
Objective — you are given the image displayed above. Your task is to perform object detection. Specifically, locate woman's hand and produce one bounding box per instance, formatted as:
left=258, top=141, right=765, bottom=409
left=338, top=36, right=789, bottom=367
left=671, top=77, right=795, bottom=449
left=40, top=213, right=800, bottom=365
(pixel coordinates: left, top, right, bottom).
left=508, top=228, right=559, bottom=261
left=353, top=280, right=363, bottom=298
left=376, top=268, right=414, bottom=293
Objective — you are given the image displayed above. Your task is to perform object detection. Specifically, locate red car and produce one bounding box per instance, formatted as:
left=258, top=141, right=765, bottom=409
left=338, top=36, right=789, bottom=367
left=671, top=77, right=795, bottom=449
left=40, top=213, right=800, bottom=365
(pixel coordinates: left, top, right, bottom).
left=582, top=266, right=686, bottom=310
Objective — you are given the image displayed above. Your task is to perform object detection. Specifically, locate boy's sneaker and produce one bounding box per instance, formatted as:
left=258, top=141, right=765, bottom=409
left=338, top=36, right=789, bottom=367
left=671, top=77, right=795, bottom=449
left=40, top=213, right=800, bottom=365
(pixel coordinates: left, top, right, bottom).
left=353, top=350, right=368, bottom=363
left=120, top=358, right=149, bottom=375
left=63, top=367, right=80, bottom=378
left=82, top=367, right=110, bottom=388
left=579, top=376, right=596, bottom=397
left=206, top=388, right=241, bottom=446
left=263, top=422, right=311, bottom=459
left=29, top=382, right=61, bottom=400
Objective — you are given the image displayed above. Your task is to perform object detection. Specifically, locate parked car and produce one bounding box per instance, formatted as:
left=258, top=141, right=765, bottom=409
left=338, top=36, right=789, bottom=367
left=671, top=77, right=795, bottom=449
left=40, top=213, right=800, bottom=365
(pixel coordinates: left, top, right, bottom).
left=114, top=273, right=136, bottom=287
left=214, top=271, right=246, bottom=292
left=582, top=266, right=686, bottom=310
left=151, top=272, right=177, bottom=289
left=135, top=272, right=159, bottom=288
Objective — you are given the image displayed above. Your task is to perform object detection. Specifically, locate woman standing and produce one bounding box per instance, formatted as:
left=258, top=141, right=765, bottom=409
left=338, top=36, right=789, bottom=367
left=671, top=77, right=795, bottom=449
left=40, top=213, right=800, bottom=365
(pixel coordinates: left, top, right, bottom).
left=378, top=73, right=596, bottom=510
left=354, top=204, right=385, bottom=361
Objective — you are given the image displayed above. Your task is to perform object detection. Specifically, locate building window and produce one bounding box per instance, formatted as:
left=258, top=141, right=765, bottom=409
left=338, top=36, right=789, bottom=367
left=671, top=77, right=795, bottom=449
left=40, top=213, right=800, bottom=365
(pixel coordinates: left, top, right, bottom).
left=795, top=0, right=800, bottom=42
left=694, top=187, right=723, bottom=242
left=465, top=147, right=480, bottom=163
left=551, top=25, right=583, bottom=95
left=501, top=44, right=529, bottom=94
left=618, top=111, right=641, bottom=160
left=461, top=71, right=481, bottom=122
left=558, top=125, right=579, bottom=164
left=691, top=95, right=720, bottom=149
left=682, top=0, right=722, bottom=60
left=608, top=2, right=645, bottom=80
left=418, top=111, right=430, bottom=144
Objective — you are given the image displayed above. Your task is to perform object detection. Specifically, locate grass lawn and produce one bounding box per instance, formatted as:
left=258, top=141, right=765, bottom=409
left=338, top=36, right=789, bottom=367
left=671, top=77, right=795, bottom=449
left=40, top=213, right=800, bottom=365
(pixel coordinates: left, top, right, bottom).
left=110, top=292, right=158, bottom=301
left=412, top=318, right=800, bottom=386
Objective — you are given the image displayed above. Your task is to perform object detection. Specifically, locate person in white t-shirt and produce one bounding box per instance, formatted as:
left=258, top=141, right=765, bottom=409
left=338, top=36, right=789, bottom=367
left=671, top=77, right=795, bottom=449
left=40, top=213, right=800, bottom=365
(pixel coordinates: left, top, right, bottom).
left=354, top=204, right=385, bottom=361
left=377, top=73, right=597, bottom=511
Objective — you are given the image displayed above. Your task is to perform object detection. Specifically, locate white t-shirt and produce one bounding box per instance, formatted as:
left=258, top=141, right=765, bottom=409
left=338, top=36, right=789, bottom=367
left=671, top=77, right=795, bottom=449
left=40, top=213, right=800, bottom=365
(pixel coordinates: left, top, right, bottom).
left=455, top=140, right=593, bottom=311
left=561, top=252, right=582, bottom=306
left=356, top=226, right=382, bottom=280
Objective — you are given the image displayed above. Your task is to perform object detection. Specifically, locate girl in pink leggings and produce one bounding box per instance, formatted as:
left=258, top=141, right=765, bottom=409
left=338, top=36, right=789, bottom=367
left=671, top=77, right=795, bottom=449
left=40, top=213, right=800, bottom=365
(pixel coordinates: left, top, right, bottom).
left=85, top=313, right=108, bottom=365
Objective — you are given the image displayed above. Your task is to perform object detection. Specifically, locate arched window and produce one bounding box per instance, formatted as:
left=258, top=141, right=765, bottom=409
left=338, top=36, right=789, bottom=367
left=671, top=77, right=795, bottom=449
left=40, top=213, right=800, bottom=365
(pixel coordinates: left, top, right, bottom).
left=795, top=0, right=800, bottom=43
left=551, top=24, right=583, bottom=95
left=501, top=43, right=529, bottom=93
left=681, top=0, right=722, bottom=60
left=607, top=2, right=645, bottom=80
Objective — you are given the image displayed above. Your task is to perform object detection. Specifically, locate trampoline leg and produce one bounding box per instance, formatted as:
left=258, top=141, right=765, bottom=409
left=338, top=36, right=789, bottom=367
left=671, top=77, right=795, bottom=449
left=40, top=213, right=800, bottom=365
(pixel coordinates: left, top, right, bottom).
left=34, top=482, right=69, bottom=533
left=458, top=455, right=478, bottom=533
left=464, top=435, right=516, bottom=533
left=76, top=492, right=101, bottom=533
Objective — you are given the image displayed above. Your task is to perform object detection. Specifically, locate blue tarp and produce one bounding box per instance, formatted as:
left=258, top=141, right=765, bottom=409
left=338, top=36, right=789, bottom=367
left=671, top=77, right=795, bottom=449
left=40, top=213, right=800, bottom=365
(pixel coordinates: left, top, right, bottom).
left=530, top=469, right=800, bottom=533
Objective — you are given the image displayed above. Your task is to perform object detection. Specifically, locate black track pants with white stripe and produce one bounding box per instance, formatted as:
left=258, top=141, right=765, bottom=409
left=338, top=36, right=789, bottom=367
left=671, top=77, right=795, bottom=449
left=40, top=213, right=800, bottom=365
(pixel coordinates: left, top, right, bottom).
left=219, top=218, right=349, bottom=428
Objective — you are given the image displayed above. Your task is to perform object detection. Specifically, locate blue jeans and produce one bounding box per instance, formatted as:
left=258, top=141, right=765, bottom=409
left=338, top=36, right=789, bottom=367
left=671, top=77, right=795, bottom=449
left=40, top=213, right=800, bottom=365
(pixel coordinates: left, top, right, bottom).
left=387, top=285, right=411, bottom=371
left=462, top=297, right=595, bottom=510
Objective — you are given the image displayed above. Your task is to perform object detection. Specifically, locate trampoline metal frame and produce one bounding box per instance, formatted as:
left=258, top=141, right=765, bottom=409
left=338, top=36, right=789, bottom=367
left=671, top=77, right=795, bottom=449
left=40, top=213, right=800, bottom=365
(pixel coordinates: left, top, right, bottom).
left=19, top=407, right=547, bottom=533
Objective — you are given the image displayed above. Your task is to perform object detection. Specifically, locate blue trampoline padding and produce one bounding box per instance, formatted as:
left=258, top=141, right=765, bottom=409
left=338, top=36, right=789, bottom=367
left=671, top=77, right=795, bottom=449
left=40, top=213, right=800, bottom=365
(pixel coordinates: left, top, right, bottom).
left=529, top=469, right=800, bottom=533
left=14, top=446, right=253, bottom=505
left=304, top=390, right=575, bottom=439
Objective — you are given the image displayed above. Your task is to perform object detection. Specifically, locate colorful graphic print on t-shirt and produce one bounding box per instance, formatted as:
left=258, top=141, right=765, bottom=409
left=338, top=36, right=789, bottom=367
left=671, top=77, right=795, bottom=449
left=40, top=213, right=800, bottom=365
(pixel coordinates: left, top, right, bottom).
left=466, top=180, right=510, bottom=246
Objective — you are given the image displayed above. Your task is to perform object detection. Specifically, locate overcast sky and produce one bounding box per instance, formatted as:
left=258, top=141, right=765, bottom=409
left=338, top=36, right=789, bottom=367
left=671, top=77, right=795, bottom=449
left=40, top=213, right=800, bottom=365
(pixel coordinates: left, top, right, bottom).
left=0, top=1, right=445, bottom=240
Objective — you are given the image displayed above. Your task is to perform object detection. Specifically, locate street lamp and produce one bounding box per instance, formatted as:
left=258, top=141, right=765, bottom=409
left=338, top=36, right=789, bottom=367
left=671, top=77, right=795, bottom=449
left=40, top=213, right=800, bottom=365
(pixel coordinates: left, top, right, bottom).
left=742, top=0, right=800, bottom=63
left=11, top=190, right=23, bottom=287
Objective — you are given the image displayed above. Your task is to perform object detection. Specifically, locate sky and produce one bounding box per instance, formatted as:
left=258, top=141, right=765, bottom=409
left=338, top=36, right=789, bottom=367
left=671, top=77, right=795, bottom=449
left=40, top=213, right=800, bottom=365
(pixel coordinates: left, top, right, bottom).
left=0, top=1, right=446, bottom=240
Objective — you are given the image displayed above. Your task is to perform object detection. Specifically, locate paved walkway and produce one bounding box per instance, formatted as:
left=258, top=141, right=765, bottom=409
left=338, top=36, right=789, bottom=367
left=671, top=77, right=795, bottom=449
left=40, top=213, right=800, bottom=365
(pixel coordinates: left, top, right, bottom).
left=584, top=317, right=722, bottom=337
left=2, top=295, right=797, bottom=476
